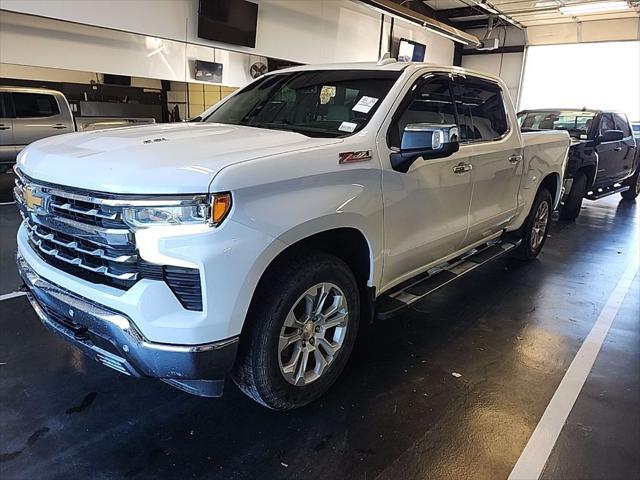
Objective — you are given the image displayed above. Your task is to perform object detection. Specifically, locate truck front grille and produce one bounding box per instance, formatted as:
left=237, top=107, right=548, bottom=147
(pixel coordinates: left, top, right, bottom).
left=14, top=170, right=203, bottom=310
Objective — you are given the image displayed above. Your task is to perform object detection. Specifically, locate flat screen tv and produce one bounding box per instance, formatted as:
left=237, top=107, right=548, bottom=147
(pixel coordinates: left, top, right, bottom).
left=398, top=38, right=426, bottom=62
left=194, top=60, right=223, bottom=83
left=198, top=0, right=258, bottom=48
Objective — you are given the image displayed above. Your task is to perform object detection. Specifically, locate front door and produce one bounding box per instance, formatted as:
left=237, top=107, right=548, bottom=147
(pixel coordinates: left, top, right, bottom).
left=0, top=93, right=16, bottom=168
left=378, top=73, right=473, bottom=289
left=453, top=76, right=523, bottom=246
left=594, top=113, right=625, bottom=187
left=11, top=91, right=72, bottom=153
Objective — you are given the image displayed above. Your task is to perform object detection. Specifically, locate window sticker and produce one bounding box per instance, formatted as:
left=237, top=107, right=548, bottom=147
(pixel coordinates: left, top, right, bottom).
left=352, top=96, right=379, bottom=113
left=338, top=121, right=358, bottom=133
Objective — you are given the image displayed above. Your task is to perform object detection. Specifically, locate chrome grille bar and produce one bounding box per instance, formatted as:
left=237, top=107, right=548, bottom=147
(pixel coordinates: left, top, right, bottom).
left=28, top=234, right=138, bottom=281
left=50, top=199, right=119, bottom=220
left=26, top=222, right=137, bottom=263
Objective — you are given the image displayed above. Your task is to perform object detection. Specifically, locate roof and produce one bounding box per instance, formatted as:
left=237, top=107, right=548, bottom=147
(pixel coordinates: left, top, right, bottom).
left=0, top=85, right=65, bottom=96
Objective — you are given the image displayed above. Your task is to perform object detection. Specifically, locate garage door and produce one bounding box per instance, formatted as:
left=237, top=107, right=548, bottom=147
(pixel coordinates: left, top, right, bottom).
left=519, top=41, right=640, bottom=121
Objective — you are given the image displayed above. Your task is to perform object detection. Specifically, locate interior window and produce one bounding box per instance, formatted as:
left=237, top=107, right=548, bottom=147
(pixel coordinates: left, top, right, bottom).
left=390, top=76, right=456, bottom=148
left=454, top=78, right=508, bottom=142
left=13, top=93, right=60, bottom=118
left=613, top=113, right=631, bottom=137
left=598, top=114, right=615, bottom=136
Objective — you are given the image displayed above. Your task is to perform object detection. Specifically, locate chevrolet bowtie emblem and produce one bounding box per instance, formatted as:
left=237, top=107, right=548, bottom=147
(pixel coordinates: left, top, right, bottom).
left=23, top=186, right=43, bottom=209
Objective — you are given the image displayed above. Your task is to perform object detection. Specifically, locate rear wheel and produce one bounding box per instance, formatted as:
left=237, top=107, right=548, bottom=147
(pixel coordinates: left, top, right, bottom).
left=559, top=172, right=587, bottom=220
left=233, top=251, right=360, bottom=410
left=513, top=187, right=553, bottom=261
left=621, top=170, right=640, bottom=200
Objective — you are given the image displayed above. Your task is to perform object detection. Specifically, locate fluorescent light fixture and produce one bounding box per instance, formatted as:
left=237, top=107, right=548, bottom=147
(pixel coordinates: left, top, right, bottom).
left=559, top=1, right=630, bottom=15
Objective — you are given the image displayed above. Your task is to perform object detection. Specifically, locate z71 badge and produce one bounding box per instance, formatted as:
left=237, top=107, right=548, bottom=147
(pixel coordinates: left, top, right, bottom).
left=339, top=150, right=372, bottom=164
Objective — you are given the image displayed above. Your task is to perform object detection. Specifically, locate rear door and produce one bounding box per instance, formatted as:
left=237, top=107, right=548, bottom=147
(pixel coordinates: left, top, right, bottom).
left=0, top=92, right=17, bottom=168
left=11, top=91, right=72, bottom=152
left=594, top=113, right=623, bottom=186
left=453, top=75, right=523, bottom=246
left=612, top=112, right=636, bottom=179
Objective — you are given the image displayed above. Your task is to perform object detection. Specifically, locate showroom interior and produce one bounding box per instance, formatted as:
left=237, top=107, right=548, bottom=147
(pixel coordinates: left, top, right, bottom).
left=0, top=0, right=639, bottom=479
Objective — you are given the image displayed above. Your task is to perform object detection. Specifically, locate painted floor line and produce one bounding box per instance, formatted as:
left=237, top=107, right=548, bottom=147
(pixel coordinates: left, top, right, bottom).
left=0, top=201, right=16, bottom=206
left=0, top=291, right=27, bottom=301
left=508, top=258, right=639, bottom=480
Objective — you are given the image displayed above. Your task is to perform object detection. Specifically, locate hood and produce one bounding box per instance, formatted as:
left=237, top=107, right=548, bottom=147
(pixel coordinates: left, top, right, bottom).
left=17, top=123, right=342, bottom=194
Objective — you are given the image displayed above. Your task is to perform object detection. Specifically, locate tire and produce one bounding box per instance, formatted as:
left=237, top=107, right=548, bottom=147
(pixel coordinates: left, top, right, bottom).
left=559, top=172, right=587, bottom=220
left=232, top=250, right=360, bottom=410
left=513, top=187, right=553, bottom=261
left=621, top=170, right=640, bottom=200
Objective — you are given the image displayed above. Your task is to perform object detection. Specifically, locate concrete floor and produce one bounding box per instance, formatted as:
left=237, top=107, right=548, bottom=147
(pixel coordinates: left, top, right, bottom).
left=1, top=179, right=638, bottom=480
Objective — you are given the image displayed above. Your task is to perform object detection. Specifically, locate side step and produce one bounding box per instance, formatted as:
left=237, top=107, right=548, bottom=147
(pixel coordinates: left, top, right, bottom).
left=586, top=184, right=629, bottom=200
left=376, top=239, right=521, bottom=320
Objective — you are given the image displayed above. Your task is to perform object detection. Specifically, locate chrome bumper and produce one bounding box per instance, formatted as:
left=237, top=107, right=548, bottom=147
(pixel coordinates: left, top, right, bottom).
left=16, top=251, right=238, bottom=397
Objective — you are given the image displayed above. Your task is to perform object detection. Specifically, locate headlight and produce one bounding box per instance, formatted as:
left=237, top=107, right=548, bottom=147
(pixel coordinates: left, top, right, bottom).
left=122, top=193, right=232, bottom=228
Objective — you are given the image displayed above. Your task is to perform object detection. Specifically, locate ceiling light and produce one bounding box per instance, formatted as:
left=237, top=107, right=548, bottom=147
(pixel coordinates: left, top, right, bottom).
left=559, top=1, right=630, bottom=15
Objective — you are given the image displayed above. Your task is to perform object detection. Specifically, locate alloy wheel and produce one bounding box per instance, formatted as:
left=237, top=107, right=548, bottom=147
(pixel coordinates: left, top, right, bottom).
left=278, top=283, right=349, bottom=386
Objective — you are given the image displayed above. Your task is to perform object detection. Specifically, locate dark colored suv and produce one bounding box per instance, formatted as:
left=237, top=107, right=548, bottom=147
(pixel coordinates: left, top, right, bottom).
left=518, top=109, right=639, bottom=219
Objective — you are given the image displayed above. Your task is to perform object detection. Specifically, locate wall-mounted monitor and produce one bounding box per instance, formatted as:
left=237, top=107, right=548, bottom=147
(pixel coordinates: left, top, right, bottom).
left=194, top=60, right=223, bottom=83
left=198, top=0, right=258, bottom=48
left=398, top=38, right=427, bottom=62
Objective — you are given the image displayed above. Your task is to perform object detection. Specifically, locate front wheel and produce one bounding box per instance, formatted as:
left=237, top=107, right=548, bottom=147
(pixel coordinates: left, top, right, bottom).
left=232, top=251, right=360, bottom=410
left=559, top=172, right=587, bottom=220
left=621, top=170, right=640, bottom=200
left=513, top=187, right=553, bottom=261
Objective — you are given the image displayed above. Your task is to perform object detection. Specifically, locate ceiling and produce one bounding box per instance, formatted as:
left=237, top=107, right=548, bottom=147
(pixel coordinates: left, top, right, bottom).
left=414, top=0, right=640, bottom=29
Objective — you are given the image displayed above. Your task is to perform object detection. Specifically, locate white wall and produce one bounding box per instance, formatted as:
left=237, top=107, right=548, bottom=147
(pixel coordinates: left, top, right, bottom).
left=461, top=27, right=525, bottom=105
left=0, top=0, right=456, bottom=86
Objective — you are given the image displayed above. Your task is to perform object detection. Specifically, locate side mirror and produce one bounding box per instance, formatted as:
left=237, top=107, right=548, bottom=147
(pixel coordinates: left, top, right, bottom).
left=599, top=129, right=624, bottom=143
left=390, top=123, right=460, bottom=173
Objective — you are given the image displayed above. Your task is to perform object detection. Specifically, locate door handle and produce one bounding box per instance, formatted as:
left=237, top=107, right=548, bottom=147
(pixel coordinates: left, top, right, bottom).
left=508, top=154, right=523, bottom=164
left=453, top=162, right=472, bottom=174
left=0, top=124, right=10, bottom=130
left=52, top=124, right=68, bottom=129
left=613, top=146, right=622, bottom=152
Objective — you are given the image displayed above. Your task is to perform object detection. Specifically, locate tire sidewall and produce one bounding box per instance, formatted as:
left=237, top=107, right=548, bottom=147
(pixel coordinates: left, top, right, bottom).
left=520, top=188, right=553, bottom=259
left=252, top=256, right=360, bottom=408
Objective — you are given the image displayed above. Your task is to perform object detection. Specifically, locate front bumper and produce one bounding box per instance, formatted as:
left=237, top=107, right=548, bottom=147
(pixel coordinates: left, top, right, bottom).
left=17, top=251, right=238, bottom=397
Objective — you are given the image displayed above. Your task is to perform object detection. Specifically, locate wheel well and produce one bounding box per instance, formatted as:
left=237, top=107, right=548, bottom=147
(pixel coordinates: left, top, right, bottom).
left=540, top=173, right=560, bottom=205
left=247, top=228, right=374, bottom=331
left=278, top=228, right=372, bottom=289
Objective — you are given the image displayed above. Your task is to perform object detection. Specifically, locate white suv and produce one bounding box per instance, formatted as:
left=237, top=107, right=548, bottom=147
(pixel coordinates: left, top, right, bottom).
left=15, top=61, right=569, bottom=410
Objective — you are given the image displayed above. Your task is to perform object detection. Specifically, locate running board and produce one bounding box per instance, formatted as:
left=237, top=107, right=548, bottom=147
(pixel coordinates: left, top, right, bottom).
left=376, top=239, right=521, bottom=320
left=586, top=184, right=629, bottom=200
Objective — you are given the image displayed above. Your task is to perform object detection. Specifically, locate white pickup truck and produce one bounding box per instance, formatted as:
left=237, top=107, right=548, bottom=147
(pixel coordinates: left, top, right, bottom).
left=14, top=61, right=569, bottom=410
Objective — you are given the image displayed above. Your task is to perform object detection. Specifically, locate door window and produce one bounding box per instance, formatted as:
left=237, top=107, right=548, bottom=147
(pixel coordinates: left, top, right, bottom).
left=613, top=113, right=631, bottom=137
left=0, top=93, right=6, bottom=118
left=598, top=114, right=615, bottom=136
left=453, top=78, right=508, bottom=142
left=389, top=75, right=456, bottom=148
left=13, top=93, right=60, bottom=118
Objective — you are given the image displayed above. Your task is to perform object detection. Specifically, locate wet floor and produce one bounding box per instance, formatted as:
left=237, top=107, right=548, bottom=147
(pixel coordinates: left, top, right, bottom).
left=1, top=193, right=638, bottom=480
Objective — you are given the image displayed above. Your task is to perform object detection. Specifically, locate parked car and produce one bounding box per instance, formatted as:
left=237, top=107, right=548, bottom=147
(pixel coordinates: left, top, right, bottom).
left=0, top=86, right=155, bottom=172
left=518, top=109, right=640, bottom=219
left=14, top=62, right=569, bottom=410
left=632, top=121, right=640, bottom=140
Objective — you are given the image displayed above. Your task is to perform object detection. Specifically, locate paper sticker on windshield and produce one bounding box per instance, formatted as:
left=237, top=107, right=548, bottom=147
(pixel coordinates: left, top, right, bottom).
left=352, top=96, right=379, bottom=113
left=339, top=121, right=357, bottom=133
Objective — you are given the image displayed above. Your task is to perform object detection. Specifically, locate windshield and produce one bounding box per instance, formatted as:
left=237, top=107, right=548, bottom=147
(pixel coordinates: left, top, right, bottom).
left=203, top=70, right=401, bottom=138
left=518, top=110, right=596, bottom=138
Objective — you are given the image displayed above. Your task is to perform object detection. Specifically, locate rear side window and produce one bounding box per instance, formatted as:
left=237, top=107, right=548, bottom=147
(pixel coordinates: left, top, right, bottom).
left=389, top=75, right=456, bottom=148
left=13, top=93, right=60, bottom=118
left=453, top=78, right=508, bottom=142
left=613, top=113, right=632, bottom=137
